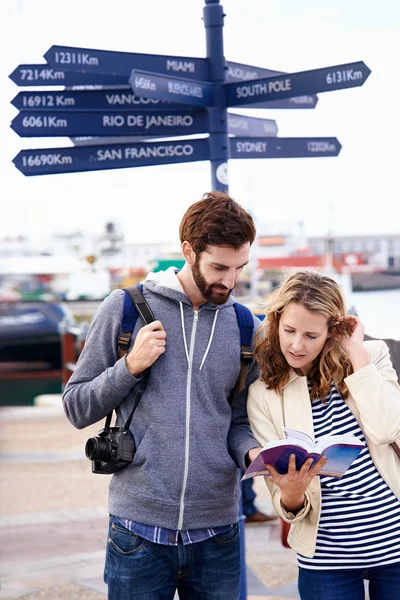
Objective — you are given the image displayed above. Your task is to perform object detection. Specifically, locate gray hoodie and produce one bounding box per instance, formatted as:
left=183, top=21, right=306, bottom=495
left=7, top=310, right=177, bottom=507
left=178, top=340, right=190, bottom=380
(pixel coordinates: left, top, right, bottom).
left=63, top=268, right=261, bottom=530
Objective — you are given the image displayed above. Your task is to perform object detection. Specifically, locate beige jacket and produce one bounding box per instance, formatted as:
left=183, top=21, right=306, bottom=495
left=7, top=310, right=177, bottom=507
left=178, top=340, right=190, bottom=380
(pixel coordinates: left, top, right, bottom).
left=247, top=340, right=400, bottom=558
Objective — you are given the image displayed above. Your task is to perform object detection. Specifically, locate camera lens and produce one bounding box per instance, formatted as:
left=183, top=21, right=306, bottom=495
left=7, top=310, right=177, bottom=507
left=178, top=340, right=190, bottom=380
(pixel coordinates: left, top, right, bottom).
left=85, top=436, right=112, bottom=461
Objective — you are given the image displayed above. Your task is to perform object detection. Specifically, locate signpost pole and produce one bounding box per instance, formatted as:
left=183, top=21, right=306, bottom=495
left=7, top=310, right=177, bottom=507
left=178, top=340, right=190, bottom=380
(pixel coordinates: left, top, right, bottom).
left=203, top=0, right=229, bottom=193
left=204, top=4, right=246, bottom=596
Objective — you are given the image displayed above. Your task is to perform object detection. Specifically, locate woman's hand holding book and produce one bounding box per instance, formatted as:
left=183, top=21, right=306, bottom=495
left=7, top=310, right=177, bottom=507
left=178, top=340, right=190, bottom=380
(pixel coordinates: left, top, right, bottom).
left=267, top=453, right=327, bottom=514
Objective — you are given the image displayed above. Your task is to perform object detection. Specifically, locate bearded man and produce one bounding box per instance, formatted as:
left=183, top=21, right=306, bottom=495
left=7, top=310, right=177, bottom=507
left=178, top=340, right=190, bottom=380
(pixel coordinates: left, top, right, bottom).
left=63, top=191, right=263, bottom=600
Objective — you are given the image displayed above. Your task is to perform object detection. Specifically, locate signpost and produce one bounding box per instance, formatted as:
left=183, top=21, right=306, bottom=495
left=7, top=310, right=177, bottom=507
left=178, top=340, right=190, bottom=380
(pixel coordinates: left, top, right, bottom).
left=8, top=1, right=372, bottom=597
left=10, top=61, right=318, bottom=109
left=11, top=90, right=184, bottom=111
left=13, top=135, right=340, bottom=177
left=225, top=61, right=371, bottom=107
left=71, top=136, right=158, bottom=146
left=129, top=71, right=214, bottom=107
left=228, top=114, right=278, bottom=137
left=13, top=138, right=210, bottom=176
left=11, top=109, right=208, bottom=137
left=9, top=64, right=131, bottom=88
left=69, top=113, right=279, bottom=146
left=230, top=137, right=341, bottom=159
left=43, top=45, right=210, bottom=80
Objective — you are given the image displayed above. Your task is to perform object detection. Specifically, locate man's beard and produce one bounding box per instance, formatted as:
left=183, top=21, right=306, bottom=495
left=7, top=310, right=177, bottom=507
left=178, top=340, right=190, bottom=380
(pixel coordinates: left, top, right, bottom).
left=191, top=257, right=234, bottom=305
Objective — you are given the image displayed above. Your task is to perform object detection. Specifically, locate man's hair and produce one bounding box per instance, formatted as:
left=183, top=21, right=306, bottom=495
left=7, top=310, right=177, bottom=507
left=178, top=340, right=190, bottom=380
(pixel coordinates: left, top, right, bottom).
left=179, top=191, right=256, bottom=254
left=255, top=270, right=354, bottom=401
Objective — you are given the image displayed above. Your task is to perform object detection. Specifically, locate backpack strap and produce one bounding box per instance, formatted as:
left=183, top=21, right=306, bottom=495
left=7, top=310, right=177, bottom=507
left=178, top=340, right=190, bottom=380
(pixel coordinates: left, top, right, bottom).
left=117, top=283, right=155, bottom=358
left=106, top=284, right=154, bottom=430
left=231, top=302, right=255, bottom=402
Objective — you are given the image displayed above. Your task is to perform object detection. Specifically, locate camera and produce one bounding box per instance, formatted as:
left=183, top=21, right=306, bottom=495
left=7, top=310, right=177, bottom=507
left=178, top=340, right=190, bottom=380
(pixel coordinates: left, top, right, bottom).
left=85, top=427, right=136, bottom=474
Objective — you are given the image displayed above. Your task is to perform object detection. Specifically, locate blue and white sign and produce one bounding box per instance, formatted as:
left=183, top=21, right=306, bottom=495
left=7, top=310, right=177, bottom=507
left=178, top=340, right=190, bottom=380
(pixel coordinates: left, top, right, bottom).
left=130, top=70, right=213, bottom=107
left=9, top=61, right=317, bottom=108
left=244, top=95, right=318, bottom=110
left=70, top=136, right=156, bottom=146
left=226, top=62, right=283, bottom=83
left=226, top=62, right=318, bottom=109
left=10, top=1, right=369, bottom=191
left=228, top=113, right=278, bottom=137
left=230, top=137, right=342, bottom=159
left=11, top=90, right=190, bottom=112
left=68, top=113, right=278, bottom=146
left=225, top=61, right=371, bottom=107
left=8, top=64, right=130, bottom=88
left=11, top=109, right=208, bottom=137
left=13, top=138, right=210, bottom=176
left=44, top=46, right=209, bottom=81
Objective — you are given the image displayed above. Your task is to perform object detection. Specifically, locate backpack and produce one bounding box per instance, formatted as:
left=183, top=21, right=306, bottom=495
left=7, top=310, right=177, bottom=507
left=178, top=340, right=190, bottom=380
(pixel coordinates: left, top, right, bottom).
left=117, top=284, right=255, bottom=398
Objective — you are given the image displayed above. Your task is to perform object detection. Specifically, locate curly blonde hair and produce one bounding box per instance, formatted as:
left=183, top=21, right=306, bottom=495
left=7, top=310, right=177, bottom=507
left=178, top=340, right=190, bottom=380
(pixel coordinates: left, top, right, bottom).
left=255, top=270, right=354, bottom=401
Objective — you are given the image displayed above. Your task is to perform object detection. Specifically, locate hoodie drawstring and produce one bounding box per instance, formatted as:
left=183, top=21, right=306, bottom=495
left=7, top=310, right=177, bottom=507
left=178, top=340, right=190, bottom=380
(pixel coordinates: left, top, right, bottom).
left=179, top=303, right=220, bottom=370
left=179, top=302, right=190, bottom=363
left=199, top=310, right=219, bottom=370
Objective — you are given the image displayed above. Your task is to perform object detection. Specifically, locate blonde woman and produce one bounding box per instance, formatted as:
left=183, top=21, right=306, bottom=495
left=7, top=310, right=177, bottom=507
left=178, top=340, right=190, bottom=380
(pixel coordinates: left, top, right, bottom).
left=247, top=270, right=400, bottom=600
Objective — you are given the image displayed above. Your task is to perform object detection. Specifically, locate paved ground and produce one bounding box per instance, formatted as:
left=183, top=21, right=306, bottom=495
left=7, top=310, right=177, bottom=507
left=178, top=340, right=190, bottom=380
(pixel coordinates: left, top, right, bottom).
left=0, top=403, right=299, bottom=600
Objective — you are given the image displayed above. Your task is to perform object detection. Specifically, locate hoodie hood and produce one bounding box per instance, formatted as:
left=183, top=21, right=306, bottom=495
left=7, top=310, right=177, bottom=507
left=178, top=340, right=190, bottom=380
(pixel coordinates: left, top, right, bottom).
left=145, top=266, right=186, bottom=294
left=144, top=266, right=236, bottom=310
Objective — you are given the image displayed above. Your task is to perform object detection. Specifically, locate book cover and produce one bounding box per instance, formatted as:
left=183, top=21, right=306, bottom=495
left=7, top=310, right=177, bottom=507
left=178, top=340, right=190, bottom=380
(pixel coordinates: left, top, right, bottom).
left=242, top=428, right=364, bottom=480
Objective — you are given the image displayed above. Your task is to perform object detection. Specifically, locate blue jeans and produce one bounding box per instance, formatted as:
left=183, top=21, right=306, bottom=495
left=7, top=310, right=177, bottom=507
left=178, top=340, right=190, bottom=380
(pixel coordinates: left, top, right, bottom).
left=298, top=563, right=400, bottom=600
left=241, top=476, right=257, bottom=518
left=104, top=515, right=241, bottom=599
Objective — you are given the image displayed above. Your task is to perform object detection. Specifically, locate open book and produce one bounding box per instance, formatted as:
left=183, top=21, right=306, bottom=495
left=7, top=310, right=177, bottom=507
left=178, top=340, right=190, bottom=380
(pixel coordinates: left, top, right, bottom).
left=242, top=427, right=365, bottom=480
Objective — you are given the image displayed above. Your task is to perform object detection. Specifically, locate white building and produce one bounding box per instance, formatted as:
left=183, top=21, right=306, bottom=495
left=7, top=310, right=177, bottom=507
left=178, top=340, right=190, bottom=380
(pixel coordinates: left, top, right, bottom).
left=309, top=234, right=400, bottom=270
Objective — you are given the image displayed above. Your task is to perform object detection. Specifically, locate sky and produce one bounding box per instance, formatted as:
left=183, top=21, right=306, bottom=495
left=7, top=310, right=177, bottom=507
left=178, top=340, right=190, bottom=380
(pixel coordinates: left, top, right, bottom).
left=1, top=0, right=399, bottom=245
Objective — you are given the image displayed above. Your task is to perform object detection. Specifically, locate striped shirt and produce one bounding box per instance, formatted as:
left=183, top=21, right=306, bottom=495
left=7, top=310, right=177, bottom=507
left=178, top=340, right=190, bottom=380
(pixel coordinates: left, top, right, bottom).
left=115, top=517, right=233, bottom=546
left=298, top=381, right=400, bottom=570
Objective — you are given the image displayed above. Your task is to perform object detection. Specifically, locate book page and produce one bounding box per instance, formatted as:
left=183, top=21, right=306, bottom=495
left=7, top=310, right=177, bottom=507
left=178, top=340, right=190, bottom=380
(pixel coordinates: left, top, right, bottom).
left=315, top=434, right=364, bottom=454
left=319, top=444, right=364, bottom=477
left=262, top=438, right=312, bottom=452
left=241, top=467, right=270, bottom=481
left=282, top=427, right=314, bottom=450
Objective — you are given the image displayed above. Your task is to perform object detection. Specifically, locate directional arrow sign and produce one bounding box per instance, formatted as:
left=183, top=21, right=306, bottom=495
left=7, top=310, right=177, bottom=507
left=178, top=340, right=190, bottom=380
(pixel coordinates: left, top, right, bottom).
left=71, top=136, right=160, bottom=146
left=9, top=64, right=130, bottom=88
left=225, top=61, right=371, bottom=107
left=8, top=61, right=316, bottom=108
left=244, top=95, right=318, bottom=110
left=226, top=62, right=283, bottom=82
left=11, top=88, right=313, bottom=114
left=226, top=62, right=318, bottom=109
left=69, top=113, right=278, bottom=146
left=227, top=113, right=278, bottom=137
left=229, top=137, right=341, bottom=159
left=13, top=138, right=210, bottom=176
left=44, top=46, right=209, bottom=81
left=11, top=90, right=191, bottom=111
left=130, top=71, right=213, bottom=107
left=10, top=110, right=207, bottom=138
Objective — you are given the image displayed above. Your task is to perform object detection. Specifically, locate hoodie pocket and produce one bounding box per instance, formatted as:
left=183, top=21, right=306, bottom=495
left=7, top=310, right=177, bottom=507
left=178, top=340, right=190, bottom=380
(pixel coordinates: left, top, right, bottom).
left=185, top=425, right=238, bottom=506
left=121, top=423, right=185, bottom=504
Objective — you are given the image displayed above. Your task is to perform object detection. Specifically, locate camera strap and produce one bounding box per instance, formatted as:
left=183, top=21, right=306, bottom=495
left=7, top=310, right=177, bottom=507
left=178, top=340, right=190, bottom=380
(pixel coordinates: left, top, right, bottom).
left=105, top=285, right=155, bottom=431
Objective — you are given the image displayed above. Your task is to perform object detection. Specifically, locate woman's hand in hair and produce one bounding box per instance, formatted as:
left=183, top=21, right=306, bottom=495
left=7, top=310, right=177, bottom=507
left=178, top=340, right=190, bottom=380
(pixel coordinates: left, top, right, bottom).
left=334, top=316, right=370, bottom=371
left=334, top=315, right=364, bottom=352
left=266, top=454, right=327, bottom=514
